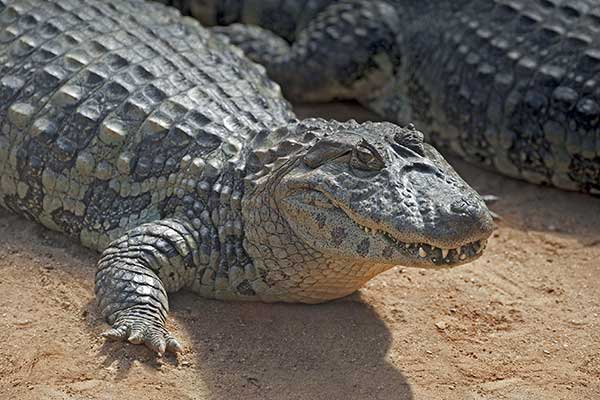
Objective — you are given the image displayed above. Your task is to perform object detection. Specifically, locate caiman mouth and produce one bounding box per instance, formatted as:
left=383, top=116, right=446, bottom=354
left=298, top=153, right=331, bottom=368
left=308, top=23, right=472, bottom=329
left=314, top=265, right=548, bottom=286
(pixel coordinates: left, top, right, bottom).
left=356, top=221, right=488, bottom=266
left=313, top=190, right=489, bottom=267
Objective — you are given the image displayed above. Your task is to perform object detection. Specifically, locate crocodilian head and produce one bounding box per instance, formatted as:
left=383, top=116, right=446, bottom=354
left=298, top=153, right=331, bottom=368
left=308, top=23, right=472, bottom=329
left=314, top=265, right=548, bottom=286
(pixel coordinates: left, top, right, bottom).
left=242, top=119, right=495, bottom=303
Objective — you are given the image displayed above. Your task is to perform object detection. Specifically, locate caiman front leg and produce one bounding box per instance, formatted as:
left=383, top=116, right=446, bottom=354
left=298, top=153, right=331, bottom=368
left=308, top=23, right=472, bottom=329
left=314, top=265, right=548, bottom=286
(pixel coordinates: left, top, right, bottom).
left=95, top=218, right=199, bottom=356
left=212, top=0, right=401, bottom=102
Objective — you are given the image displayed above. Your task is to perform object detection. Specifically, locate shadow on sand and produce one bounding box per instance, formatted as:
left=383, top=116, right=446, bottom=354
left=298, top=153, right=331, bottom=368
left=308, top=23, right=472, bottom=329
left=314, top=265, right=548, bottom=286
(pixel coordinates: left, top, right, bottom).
left=171, top=292, right=413, bottom=400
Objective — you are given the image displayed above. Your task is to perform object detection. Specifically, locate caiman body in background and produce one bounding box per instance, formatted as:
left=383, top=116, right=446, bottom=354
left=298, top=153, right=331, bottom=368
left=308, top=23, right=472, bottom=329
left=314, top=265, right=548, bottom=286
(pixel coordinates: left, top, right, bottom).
left=169, top=0, right=600, bottom=194
left=0, top=0, right=493, bottom=355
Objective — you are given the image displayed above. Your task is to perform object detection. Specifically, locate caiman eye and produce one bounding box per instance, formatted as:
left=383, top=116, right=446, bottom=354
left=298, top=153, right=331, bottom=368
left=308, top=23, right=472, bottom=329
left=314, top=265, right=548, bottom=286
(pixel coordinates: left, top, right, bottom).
left=351, top=140, right=385, bottom=171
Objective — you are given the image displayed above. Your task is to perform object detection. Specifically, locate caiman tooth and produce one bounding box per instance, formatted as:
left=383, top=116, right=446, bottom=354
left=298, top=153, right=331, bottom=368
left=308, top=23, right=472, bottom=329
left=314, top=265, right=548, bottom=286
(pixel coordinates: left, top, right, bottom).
left=418, top=247, right=427, bottom=258
left=441, top=248, right=449, bottom=259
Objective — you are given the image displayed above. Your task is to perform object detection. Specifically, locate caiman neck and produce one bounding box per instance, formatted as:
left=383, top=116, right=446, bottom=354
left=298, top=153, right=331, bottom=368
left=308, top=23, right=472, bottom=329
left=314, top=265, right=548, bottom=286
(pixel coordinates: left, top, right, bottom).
left=241, top=176, right=392, bottom=304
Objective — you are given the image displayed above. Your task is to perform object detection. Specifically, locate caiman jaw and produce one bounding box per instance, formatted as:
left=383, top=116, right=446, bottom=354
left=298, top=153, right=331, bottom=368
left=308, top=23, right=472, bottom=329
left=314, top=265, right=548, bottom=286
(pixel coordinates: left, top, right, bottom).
left=372, top=224, right=487, bottom=266
left=315, top=190, right=489, bottom=267
left=349, top=217, right=487, bottom=266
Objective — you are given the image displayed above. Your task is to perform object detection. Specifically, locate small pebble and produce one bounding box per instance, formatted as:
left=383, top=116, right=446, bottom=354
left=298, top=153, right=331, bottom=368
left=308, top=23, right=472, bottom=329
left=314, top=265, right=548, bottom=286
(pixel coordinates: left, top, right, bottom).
left=435, top=321, right=448, bottom=330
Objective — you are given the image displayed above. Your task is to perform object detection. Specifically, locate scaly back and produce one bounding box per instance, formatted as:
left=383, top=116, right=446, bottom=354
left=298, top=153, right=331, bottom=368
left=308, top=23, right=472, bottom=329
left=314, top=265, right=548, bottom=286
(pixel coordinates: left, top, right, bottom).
left=0, top=0, right=293, bottom=251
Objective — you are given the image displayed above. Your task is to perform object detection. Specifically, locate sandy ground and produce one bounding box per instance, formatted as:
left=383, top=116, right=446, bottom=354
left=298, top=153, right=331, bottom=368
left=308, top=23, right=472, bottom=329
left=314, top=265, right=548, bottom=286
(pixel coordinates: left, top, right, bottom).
left=0, top=103, right=599, bottom=400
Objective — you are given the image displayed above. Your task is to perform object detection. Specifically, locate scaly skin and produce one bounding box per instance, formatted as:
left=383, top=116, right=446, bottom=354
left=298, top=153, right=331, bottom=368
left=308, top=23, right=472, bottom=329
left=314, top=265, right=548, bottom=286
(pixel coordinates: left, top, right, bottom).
left=0, top=0, right=494, bottom=355
left=174, top=0, right=600, bottom=194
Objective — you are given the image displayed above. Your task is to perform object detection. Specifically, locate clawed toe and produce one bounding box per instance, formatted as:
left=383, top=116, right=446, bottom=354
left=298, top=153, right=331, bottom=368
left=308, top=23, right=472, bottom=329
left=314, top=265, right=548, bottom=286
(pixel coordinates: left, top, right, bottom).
left=166, top=337, right=183, bottom=353
left=127, top=328, right=145, bottom=344
left=101, top=326, right=127, bottom=341
left=100, top=313, right=183, bottom=356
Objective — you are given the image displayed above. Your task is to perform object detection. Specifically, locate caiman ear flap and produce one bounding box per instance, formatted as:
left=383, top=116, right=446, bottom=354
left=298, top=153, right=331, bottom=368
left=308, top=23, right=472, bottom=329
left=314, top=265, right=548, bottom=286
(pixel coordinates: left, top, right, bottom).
left=303, top=138, right=353, bottom=168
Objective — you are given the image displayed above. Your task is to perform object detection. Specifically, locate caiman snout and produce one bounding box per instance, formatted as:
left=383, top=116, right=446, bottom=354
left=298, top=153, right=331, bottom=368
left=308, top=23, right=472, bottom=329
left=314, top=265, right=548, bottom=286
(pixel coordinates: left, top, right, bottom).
left=433, top=196, right=495, bottom=248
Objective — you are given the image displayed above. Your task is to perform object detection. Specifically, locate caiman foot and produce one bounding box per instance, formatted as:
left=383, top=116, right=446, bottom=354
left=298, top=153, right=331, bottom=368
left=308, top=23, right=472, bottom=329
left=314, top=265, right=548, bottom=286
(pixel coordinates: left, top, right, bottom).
left=101, top=307, right=183, bottom=356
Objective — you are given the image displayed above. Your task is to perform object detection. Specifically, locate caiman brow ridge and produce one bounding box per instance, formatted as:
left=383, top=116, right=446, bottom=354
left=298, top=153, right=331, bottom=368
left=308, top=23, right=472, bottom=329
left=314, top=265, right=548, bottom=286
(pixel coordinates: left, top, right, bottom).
left=0, top=0, right=494, bottom=355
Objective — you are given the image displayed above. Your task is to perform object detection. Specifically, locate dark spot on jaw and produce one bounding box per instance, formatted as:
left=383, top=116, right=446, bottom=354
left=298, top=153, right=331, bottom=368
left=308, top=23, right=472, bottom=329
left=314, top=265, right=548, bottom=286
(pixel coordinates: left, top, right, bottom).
left=356, top=238, right=370, bottom=257
left=315, top=213, right=327, bottom=229
left=331, top=226, right=347, bottom=246
left=383, top=246, right=394, bottom=258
